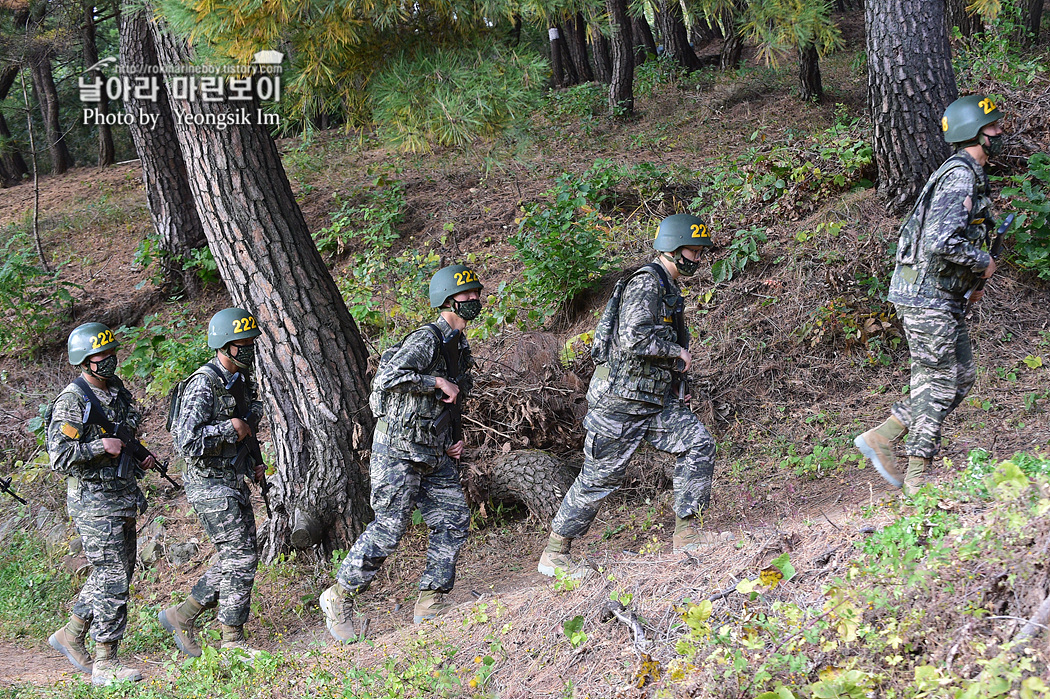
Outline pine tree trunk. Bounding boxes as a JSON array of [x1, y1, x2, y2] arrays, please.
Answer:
[[1025, 0, 1043, 43], [719, 28, 744, 70], [556, 23, 580, 85], [29, 55, 73, 174], [865, 0, 957, 213], [608, 0, 635, 117], [798, 43, 823, 102], [83, 2, 114, 167], [0, 65, 30, 186], [657, 0, 702, 71], [944, 0, 980, 38], [147, 16, 374, 558], [591, 33, 613, 84], [465, 451, 577, 522], [565, 14, 594, 83], [120, 2, 207, 294], [632, 15, 658, 65], [509, 13, 523, 46], [549, 26, 566, 87]]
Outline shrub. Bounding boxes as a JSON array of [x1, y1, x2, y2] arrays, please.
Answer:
[[0, 224, 77, 355], [117, 311, 213, 397], [1001, 152, 1050, 280], [315, 179, 405, 257]]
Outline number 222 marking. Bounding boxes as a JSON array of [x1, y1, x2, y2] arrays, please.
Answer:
[[232, 316, 257, 333], [454, 270, 478, 286], [89, 330, 114, 349]]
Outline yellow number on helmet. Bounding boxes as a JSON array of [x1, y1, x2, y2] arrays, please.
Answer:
[[941, 116, 949, 132], [691, 224, 708, 238], [978, 97, 996, 114]]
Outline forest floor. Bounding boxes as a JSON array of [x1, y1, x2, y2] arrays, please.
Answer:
[[2, 10, 1050, 698]]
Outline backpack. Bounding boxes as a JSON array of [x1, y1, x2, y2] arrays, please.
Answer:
[[165, 363, 224, 432], [375, 324, 444, 377], [591, 263, 676, 364]]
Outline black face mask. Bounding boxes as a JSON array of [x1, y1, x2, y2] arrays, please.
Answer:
[[452, 299, 482, 321], [980, 133, 1004, 157], [673, 251, 701, 277], [88, 354, 118, 379], [223, 344, 256, 370]]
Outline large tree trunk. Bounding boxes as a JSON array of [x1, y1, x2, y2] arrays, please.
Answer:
[[549, 25, 567, 87], [28, 55, 73, 174], [632, 15, 658, 65], [465, 451, 577, 522], [865, 0, 957, 212], [608, 0, 635, 116], [1024, 0, 1043, 43], [564, 14, 594, 83], [147, 14, 374, 558], [591, 32, 613, 84], [120, 2, 208, 294], [798, 43, 823, 102], [656, 0, 702, 71], [944, 0, 981, 38], [0, 65, 30, 186], [83, 2, 115, 167]]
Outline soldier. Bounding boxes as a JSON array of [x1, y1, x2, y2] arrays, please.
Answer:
[[159, 307, 265, 656], [320, 264, 481, 642], [47, 323, 147, 686], [537, 214, 721, 579], [855, 95, 1004, 495]]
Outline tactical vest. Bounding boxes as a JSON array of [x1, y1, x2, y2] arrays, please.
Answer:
[[599, 265, 683, 406], [58, 379, 136, 489], [889, 152, 993, 310], [369, 324, 471, 454], [182, 365, 246, 483]]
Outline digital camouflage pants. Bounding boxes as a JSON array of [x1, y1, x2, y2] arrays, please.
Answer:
[[891, 306, 976, 459], [188, 489, 258, 627], [551, 399, 716, 539], [71, 514, 136, 643], [336, 443, 469, 594]]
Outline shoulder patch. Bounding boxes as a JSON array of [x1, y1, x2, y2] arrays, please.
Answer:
[[61, 423, 80, 440]]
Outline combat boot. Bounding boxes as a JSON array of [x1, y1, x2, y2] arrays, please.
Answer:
[[91, 641, 143, 687], [903, 457, 931, 496], [673, 516, 734, 552], [320, 583, 367, 643], [537, 532, 593, 579], [855, 416, 907, 488], [158, 596, 204, 657], [413, 590, 453, 624], [48, 614, 92, 673], [219, 625, 262, 659]]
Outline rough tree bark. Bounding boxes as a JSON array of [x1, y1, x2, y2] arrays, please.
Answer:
[[549, 25, 568, 87], [865, 0, 957, 212], [632, 15, 658, 65], [465, 451, 577, 522], [798, 44, 823, 102], [147, 15, 374, 558], [83, 2, 114, 167], [944, 0, 981, 38], [1024, 0, 1043, 43], [656, 0, 702, 71], [591, 32, 613, 84], [564, 14, 594, 83], [0, 65, 30, 186], [28, 54, 73, 174], [120, 2, 208, 294], [608, 0, 635, 116]]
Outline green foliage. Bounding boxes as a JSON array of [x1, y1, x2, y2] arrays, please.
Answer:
[[544, 82, 606, 120], [562, 615, 587, 647], [0, 530, 76, 640], [953, 0, 1047, 86], [1002, 152, 1050, 280], [315, 179, 405, 256], [469, 280, 545, 341], [711, 227, 767, 283], [511, 172, 617, 315], [117, 311, 213, 397], [739, 0, 843, 66], [0, 224, 77, 356], [182, 246, 221, 286], [370, 44, 547, 152]]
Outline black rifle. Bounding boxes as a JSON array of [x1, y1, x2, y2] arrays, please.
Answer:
[[227, 372, 271, 518], [436, 329, 464, 448], [77, 378, 180, 489], [965, 213, 1015, 308], [0, 475, 27, 505]]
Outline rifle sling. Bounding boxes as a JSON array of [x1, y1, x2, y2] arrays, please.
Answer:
[[73, 376, 117, 434]]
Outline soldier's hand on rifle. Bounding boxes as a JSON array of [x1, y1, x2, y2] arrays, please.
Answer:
[[678, 347, 693, 372], [231, 418, 251, 442], [435, 377, 460, 404], [446, 440, 465, 460], [101, 437, 124, 456], [982, 258, 997, 279], [142, 454, 156, 471], [254, 462, 266, 483]]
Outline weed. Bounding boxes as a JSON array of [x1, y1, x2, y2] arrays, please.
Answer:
[[182, 247, 221, 286], [711, 227, 767, 283], [562, 614, 587, 648], [1001, 152, 1050, 280], [117, 310, 213, 398]]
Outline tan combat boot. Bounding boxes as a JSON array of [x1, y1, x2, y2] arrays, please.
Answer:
[[158, 597, 205, 657], [413, 590, 453, 624], [902, 457, 931, 496], [320, 583, 367, 643], [219, 624, 262, 659], [854, 415, 907, 488], [537, 532, 593, 579], [91, 641, 143, 686], [673, 516, 734, 552], [49, 614, 92, 674]]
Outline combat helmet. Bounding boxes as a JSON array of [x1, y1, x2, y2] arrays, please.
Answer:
[[208, 307, 261, 349], [68, 322, 119, 366], [654, 213, 713, 277], [429, 264, 484, 308], [942, 94, 1003, 145]]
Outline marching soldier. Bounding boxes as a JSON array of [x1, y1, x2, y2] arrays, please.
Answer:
[[856, 95, 1005, 495], [320, 264, 481, 642], [47, 323, 147, 686]]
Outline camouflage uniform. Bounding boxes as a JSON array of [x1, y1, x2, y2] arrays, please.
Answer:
[[551, 265, 716, 539], [171, 362, 263, 627], [47, 378, 142, 643], [887, 151, 994, 459], [335, 316, 472, 594]]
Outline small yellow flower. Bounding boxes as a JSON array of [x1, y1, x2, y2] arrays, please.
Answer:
[[469, 678, 479, 688], [473, 656, 482, 664]]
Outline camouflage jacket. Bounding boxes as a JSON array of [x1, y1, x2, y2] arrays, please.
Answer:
[[171, 361, 263, 490], [588, 262, 685, 413], [47, 376, 142, 517], [369, 315, 473, 458], [888, 151, 994, 313]]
